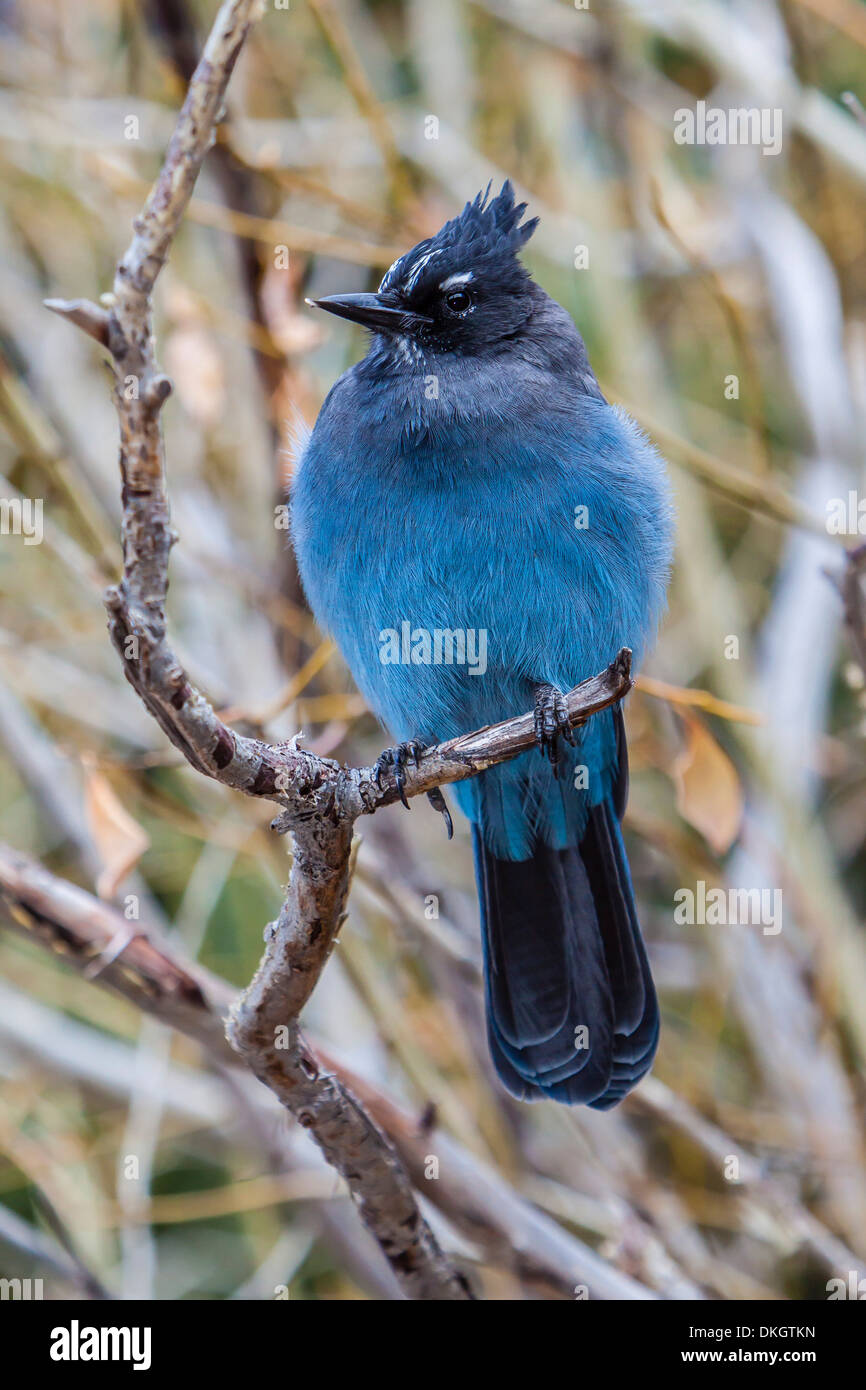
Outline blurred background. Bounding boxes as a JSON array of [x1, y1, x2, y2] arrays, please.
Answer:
[[0, 0, 865, 1301]]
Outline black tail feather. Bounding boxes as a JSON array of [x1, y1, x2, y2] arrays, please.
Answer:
[[472, 798, 658, 1108]]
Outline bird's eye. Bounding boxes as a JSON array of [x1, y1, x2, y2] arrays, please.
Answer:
[[444, 289, 472, 313]]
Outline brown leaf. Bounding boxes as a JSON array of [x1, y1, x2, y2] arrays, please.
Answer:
[[84, 767, 150, 900], [672, 711, 743, 855]]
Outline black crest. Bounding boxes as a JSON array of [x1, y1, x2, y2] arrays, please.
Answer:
[[379, 181, 539, 298]]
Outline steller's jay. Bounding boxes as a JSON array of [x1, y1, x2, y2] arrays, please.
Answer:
[[292, 183, 673, 1107]]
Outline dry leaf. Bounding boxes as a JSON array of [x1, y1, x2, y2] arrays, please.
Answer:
[[672, 711, 743, 855], [84, 767, 150, 899]]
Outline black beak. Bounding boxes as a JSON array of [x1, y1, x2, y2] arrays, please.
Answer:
[[305, 293, 431, 334]]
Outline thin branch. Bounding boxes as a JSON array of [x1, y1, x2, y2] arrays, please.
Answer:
[[827, 542, 866, 679], [0, 842, 660, 1299], [0, 841, 468, 1299], [629, 1079, 865, 1277], [0, 843, 228, 1048], [91, 158, 406, 269], [44, 298, 110, 347], [41, 0, 475, 1302], [323, 1051, 661, 1301], [306, 0, 407, 204], [0, 1202, 108, 1300], [351, 848, 864, 1283], [39, 0, 634, 1301]]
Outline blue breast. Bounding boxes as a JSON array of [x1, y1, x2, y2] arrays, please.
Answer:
[[291, 366, 672, 857]]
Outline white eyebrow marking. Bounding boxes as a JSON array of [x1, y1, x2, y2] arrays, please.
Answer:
[[439, 271, 473, 289], [404, 248, 442, 293], [378, 256, 404, 293]]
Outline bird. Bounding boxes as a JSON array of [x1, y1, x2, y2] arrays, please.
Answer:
[[291, 182, 673, 1107]]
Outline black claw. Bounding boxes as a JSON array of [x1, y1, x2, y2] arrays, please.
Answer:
[[373, 739, 429, 810], [427, 787, 453, 839], [394, 759, 409, 809]]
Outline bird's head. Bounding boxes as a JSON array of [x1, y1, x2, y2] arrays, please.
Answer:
[[307, 181, 540, 357]]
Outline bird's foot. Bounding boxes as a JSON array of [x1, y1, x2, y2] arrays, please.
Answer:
[[372, 739, 427, 809], [533, 683, 576, 773]]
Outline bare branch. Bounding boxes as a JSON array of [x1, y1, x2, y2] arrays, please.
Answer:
[[0, 843, 470, 1299], [41, 0, 476, 1300], [40, 0, 632, 1301], [356, 649, 632, 812], [0, 843, 661, 1299], [0, 843, 229, 1050], [630, 1079, 865, 1276], [43, 298, 110, 347], [0, 1203, 108, 1300], [827, 542, 866, 679]]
